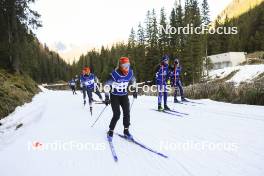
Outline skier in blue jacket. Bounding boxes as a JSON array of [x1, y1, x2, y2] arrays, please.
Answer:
[[155, 55, 171, 111], [80, 67, 103, 113], [170, 59, 187, 102], [104, 57, 137, 141], [68, 79, 77, 95]]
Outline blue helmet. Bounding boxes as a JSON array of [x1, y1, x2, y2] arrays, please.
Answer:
[[161, 55, 169, 63]]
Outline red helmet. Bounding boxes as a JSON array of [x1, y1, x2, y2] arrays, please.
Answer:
[[119, 57, 130, 75], [119, 57, 130, 65]]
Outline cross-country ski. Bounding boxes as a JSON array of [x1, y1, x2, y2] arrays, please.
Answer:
[[116, 133, 169, 159], [107, 136, 118, 162]]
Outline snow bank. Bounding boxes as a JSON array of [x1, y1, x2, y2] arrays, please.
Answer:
[[209, 64, 264, 84]]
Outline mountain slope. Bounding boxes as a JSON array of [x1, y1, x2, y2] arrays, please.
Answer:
[[218, 0, 264, 21]]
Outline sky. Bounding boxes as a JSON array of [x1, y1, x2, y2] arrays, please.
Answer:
[[31, 0, 232, 63]]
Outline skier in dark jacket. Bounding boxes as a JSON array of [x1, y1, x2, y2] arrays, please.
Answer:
[[155, 55, 171, 111], [170, 59, 187, 102], [68, 79, 77, 95], [104, 57, 137, 141]]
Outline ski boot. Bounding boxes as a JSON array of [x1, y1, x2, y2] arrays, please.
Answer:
[[181, 97, 188, 102], [107, 130, 114, 142], [158, 104, 163, 111], [174, 98, 179, 103], [164, 104, 171, 110], [124, 128, 133, 141]]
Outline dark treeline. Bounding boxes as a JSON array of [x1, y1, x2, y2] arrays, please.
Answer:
[[1, 0, 264, 85], [0, 0, 71, 83], [72, 0, 264, 85], [73, 0, 211, 85]]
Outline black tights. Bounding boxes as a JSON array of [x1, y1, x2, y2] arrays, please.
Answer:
[[83, 87, 102, 104], [109, 94, 130, 130]]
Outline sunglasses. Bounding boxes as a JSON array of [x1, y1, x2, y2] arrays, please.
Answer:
[[120, 63, 130, 69]]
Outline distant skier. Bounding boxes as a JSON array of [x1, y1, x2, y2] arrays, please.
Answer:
[[80, 67, 103, 114], [68, 78, 77, 95], [75, 75, 79, 82], [170, 58, 187, 103], [155, 55, 171, 111], [104, 57, 137, 141]]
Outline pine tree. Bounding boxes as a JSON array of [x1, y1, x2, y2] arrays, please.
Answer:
[[137, 22, 145, 46], [181, 0, 203, 84], [208, 16, 221, 55], [158, 7, 169, 55], [175, 2, 184, 59], [145, 9, 160, 82], [128, 28, 136, 48], [201, 0, 210, 77], [1, 0, 41, 73], [201, 0, 210, 26], [127, 28, 137, 77], [136, 22, 146, 81], [169, 8, 177, 54]]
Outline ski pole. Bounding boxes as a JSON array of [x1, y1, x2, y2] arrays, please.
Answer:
[[90, 105, 108, 127], [130, 98, 135, 111]]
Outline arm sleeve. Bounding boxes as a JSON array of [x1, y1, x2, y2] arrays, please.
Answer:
[[105, 74, 114, 86], [104, 74, 114, 96], [94, 76, 99, 83], [129, 76, 137, 90], [155, 65, 160, 79]]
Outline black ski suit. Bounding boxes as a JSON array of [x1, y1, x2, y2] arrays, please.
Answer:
[[105, 68, 136, 131]]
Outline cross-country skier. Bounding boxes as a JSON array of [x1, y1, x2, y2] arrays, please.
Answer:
[[68, 78, 77, 95], [155, 55, 171, 111], [80, 67, 103, 114], [104, 57, 137, 141], [170, 58, 187, 103]]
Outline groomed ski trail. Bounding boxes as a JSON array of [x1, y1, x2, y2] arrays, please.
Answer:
[[0, 89, 264, 176]]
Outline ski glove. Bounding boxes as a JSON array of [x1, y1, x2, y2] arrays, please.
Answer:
[[133, 91, 137, 99], [104, 95, 110, 106]]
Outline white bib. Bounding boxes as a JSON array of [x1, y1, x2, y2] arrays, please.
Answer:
[[112, 81, 129, 90], [84, 79, 95, 86]]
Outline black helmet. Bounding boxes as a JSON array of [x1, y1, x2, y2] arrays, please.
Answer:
[[174, 58, 179, 65]]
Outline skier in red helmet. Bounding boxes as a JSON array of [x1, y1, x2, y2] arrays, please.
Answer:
[[104, 57, 137, 141]]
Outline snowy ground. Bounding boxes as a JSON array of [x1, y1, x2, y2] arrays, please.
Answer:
[[0, 88, 264, 176], [209, 64, 264, 84]]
